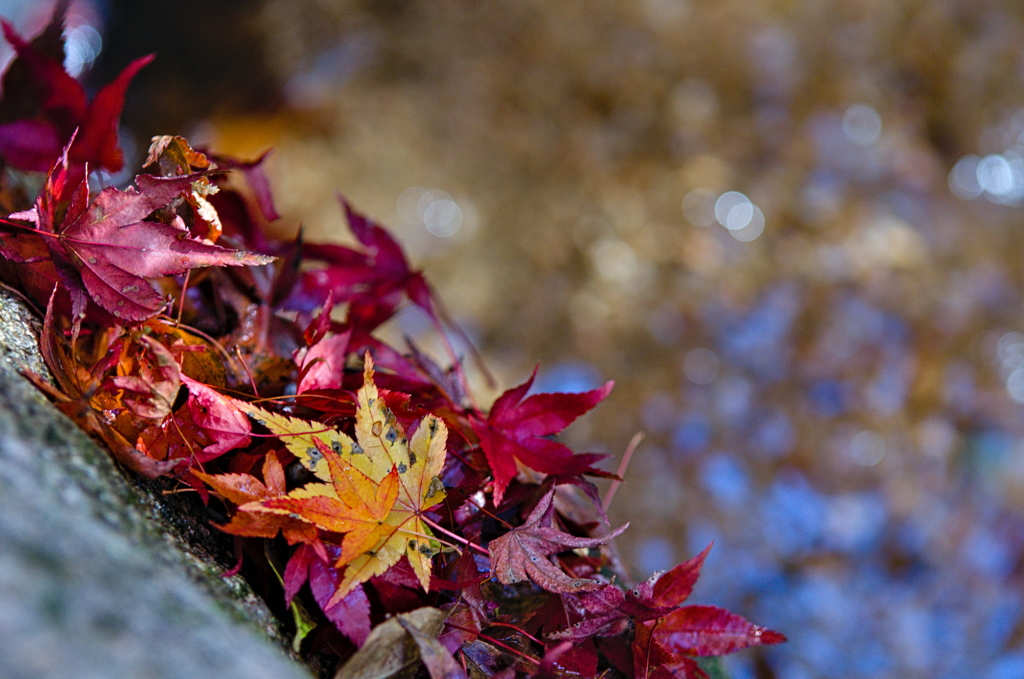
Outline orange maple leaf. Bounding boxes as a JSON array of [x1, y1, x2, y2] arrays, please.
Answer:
[[192, 450, 319, 546], [257, 437, 401, 571]]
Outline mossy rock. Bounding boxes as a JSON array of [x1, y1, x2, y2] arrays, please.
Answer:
[[0, 289, 313, 679]]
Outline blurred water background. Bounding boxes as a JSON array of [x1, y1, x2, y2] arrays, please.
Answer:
[[6, 0, 1024, 677]]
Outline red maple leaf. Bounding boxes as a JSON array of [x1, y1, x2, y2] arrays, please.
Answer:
[[282, 199, 426, 330], [2, 148, 274, 326], [489, 489, 627, 593], [0, 1, 149, 187], [647, 605, 787, 658], [550, 544, 711, 642], [281, 200, 484, 382], [179, 376, 252, 459], [135, 376, 252, 469], [551, 544, 785, 678], [284, 543, 372, 646], [470, 368, 613, 505]]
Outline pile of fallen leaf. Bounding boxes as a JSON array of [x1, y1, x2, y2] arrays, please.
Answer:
[[0, 5, 783, 678]]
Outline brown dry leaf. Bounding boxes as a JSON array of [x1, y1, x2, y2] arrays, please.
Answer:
[[334, 607, 465, 679]]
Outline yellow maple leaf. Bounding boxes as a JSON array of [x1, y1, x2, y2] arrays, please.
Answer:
[[240, 354, 448, 604], [235, 401, 347, 483]]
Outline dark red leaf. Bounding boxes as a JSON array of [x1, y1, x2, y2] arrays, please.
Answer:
[[283, 543, 316, 605], [0, 118, 61, 170], [0, 1, 71, 122], [282, 543, 372, 646], [15, 159, 276, 322], [633, 621, 707, 679], [68, 54, 153, 173], [596, 636, 633, 676], [280, 200, 456, 341], [650, 605, 787, 657], [310, 549, 372, 646], [0, 18, 85, 135], [471, 368, 613, 504], [541, 638, 598, 678], [0, 229, 49, 263], [0, 12, 147, 180], [552, 543, 723, 662], [208, 149, 281, 222], [652, 543, 712, 608], [301, 289, 334, 347], [437, 602, 480, 653], [489, 489, 627, 593]]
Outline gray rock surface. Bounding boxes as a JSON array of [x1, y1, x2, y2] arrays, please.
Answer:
[[0, 289, 312, 679]]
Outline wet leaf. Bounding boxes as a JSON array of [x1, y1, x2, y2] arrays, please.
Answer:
[[649, 605, 787, 657], [470, 368, 612, 505], [489, 489, 627, 593], [240, 355, 449, 602]]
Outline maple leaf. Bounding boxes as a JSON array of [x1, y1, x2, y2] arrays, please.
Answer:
[[281, 199, 425, 328], [206, 149, 281, 222], [550, 544, 712, 642], [550, 543, 784, 676], [283, 543, 372, 646], [647, 605, 787, 658], [279, 199, 486, 386], [470, 368, 613, 505], [135, 378, 252, 468], [489, 489, 627, 593], [343, 354, 449, 592], [238, 354, 449, 604], [192, 449, 319, 546], [0, 2, 150, 184], [633, 620, 706, 679], [180, 375, 252, 460], [24, 289, 177, 478], [108, 334, 181, 422], [6, 151, 275, 324], [258, 437, 403, 573]]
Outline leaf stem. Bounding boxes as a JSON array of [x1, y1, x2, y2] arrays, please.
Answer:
[[602, 431, 643, 513], [421, 515, 489, 556], [484, 621, 542, 646], [445, 623, 541, 667], [175, 270, 190, 326], [234, 346, 260, 398]]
